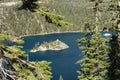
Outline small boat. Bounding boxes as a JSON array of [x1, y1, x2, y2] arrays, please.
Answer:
[[103, 33, 112, 37]]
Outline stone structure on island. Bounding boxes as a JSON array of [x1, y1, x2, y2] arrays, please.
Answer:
[[30, 39, 69, 52]]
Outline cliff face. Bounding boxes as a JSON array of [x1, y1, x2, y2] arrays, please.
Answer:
[[30, 39, 69, 52]]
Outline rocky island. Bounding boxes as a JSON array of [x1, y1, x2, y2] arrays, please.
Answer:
[[30, 39, 69, 52]]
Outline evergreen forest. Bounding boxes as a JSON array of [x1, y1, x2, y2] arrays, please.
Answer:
[[0, 0, 120, 80]]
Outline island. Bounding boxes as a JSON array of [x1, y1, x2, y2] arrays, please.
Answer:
[[30, 39, 69, 52]]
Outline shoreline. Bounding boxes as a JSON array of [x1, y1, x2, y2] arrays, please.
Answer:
[[18, 31, 81, 38]]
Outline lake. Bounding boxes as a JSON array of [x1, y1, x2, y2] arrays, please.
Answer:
[[21, 31, 113, 80], [21, 32, 84, 80]]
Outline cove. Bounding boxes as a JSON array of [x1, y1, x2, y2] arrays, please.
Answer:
[[21, 32, 84, 80]]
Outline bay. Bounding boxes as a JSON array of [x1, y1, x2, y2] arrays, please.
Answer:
[[21, 31, 113, 80], [21, 32, 84, 80]]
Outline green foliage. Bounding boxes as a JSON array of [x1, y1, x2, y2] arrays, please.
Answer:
[[0, 34, 9, 41], [89, 0, 104, 3], [107, 0, 120, 32], [77, 0, 111, 79], [77, 33, 110, 80], [5, 45, 26, 58], [36, 6, 71, 27], [0, 34, 52, 80], [107, 0, 120, 79], [20, 0, 71, 28], [0, 1, 72, 79], [1, 0, 76, 36], [108, 36, 120, 80], [1, 0, 112, 36], [19, 0, 39, 12], [15, 61, 52, 80]]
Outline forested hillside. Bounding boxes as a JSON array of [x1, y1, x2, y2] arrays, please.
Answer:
[[1, 0, 111, 36], [77, 0, 120, 80], [0, 0, 120, 80]]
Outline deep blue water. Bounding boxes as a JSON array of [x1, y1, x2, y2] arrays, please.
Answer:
[[21, 32, 113, 80], [21, 32, 84, 80]]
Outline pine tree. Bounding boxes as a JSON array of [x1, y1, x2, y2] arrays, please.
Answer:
[[20, 0, 39, 12], [0, 0, 54, 79], [20, 0, 71, 27], [0, 34, 52, 80], [77, 0, 110, 79], [107, 0, 120, 79], [0, 0, 72, 79]]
